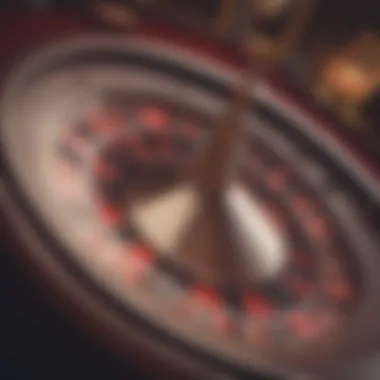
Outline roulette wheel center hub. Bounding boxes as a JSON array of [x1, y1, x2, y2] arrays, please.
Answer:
[[129, 85, 288, 286]]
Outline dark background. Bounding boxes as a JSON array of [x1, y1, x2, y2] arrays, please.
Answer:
[[0, 243, 148, 379], [0, 2, 150, 379]]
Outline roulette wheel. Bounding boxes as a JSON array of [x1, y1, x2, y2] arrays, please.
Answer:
[[0, 1, 379, 380]]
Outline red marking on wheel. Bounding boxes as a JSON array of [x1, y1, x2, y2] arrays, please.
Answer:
[[88, 109, 124, 135], [124, 256, 149, 284], [97, 204, 123, 226], [288, 312, 320, 338], [131, 244, 154, 263], [267, 170, 287, 191], [308, 217, 328, 238], [124, 244, 154, 284], [138, 107, 169, 131], [190, 287, 231, 334], [192, 287, 220, 307], [245, 294, 274, 317], [94, 161, 118, 180]]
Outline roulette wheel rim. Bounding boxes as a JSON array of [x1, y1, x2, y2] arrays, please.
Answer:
[[1, 35, 379, 380]]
